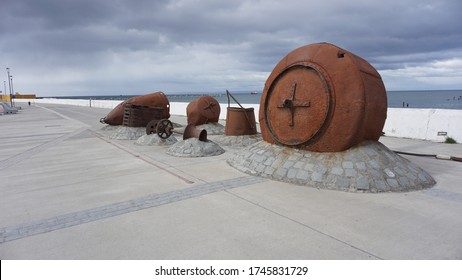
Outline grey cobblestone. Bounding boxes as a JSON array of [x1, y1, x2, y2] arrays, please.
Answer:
[[296, 170, 310, 180], [167, 138, 225, 157], [357, 177, 370, 190], [345, 169, 357, 177], [342, 161, 354, 169], [287, 169, 298, 179], [399, 177, 411, 187], [264, 157, 275, 166], [336, 177, 350, 189], [368, 160, 380, 169], [311, 172, 323, 182], [384, 168, 395, 178], [110, 127, 145, 140], [227, 141, 435, 193], [326, 174, 336, 185], [386, 178, 400, 188], [303, 163, 314, 171], [394, 166, 407, 176], [264, 166, 275, 175], [283, 161, 295, 169], [274, 168, 288, 178], [355, 162, 367, 170], [135, 134, 178, 146], [255, 164, 266, 173], [374, 180, 388, 191], [331, 167, 343, 175], [316, 165, 328, 175]]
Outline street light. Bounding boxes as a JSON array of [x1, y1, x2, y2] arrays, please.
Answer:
[[6, 67, 13, 107], [10, 75, 15, 107]]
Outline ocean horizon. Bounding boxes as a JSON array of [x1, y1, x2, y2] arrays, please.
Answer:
[[42, 89, 462, 110]]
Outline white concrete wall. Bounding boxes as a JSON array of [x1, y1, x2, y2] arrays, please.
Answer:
[[17, 98, 461, 143], [384, 108, 462, 142]]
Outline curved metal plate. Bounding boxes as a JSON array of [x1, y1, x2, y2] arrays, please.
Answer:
[[264, 65, 331, 146]]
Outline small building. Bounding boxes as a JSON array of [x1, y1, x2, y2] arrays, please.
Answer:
[[1, 95, 11, 102], [1, 93, 36, 102], [14, 93, 37, 99]]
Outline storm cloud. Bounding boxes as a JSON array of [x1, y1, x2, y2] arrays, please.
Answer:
[[1, 0, 461, 96]]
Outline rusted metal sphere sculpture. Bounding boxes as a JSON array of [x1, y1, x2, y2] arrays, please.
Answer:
[[186, 95, 221, 125], [259, 42, 387, 152]]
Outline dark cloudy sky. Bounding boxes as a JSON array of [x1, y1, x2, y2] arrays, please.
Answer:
[[1, 0, 461, 96]]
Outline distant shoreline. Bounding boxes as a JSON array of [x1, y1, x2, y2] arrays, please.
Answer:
[[36, 89, 462, 110]]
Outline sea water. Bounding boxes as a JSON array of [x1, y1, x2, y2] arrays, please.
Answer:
[[49, 90, 462, 110]]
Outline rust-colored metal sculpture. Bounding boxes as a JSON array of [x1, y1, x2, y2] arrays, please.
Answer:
[[259, 42, 387, 152], [147, 119, 207, 142], [183, 123, 207, 141], [100, 91, 170, 125], [225, 90, 257, 136], [122, 104, 163, 127], [186, 96, 221, 125]]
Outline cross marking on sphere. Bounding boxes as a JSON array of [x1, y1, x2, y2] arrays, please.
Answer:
[[277, 82, 311, 127]]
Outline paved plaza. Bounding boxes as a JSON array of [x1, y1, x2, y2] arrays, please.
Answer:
[[0, 102, 461, 259]]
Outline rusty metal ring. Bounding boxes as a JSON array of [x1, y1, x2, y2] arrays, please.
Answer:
[[264, 63, 333, 147], [156, 119, 174, 139]]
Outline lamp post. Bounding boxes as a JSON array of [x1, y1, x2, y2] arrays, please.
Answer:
[[6, 68, 13, 107], [10, 75, 15, 107]]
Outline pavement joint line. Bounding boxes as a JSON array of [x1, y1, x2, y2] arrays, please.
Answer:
[[0, 127, 89, 171], [0, 132, 67, 140], [224, 190, 384, 260], [0, 175, 267, 244], [90, 130, 196, 184], [36, 105, 91, 128]]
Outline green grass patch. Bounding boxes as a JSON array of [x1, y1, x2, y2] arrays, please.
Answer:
[[444, 136, 457, 144]]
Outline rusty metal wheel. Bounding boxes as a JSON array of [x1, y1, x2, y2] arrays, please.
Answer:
[[156, 119, 174, 139], [146, 119, 159, 135]]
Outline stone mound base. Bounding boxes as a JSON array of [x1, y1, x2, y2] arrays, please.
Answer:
[[110, 127, 146, 140], [135, 134, 178, 146], [228, 141, 436, 193], [209, 134, 262, 147], [100, 125, 119, 131], [167, 138, 225, 157]]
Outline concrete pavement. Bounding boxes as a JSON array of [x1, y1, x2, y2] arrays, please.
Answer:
[[0, 102, 461, 259]]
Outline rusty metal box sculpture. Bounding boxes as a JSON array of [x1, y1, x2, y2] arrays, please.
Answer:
[[259, 42, 387, 152], [122, 104, 163, 127]]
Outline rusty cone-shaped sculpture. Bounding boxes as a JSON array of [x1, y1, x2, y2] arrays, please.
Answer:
[[186, 96, 220, 125], [101, 91, 170, 125], [260, 42, 387, 152], [183, 124, 208, 142]]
